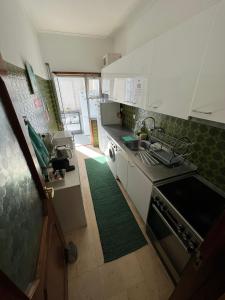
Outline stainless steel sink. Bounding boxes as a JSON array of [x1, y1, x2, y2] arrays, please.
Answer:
[[124, 140, 159, 166], [124, 140, 151, 151]]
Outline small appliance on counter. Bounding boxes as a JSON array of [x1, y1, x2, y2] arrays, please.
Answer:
[[52, 130, 74, 149], [41, 132, 75, 183], [146, 174, 225, 283], [55, 145, 73, 159]]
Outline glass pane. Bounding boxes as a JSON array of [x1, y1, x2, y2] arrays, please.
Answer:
[[57, 77, 84, 134], [89, 98, 98, 119], [88, 78, 100, 98]]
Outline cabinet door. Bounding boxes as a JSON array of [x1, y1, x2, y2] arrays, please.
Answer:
[[101, 41, 153, 108], [147, 5, 217, 119], [190, 1, 225, 124], [127, 161, 153, 223], [101, 75, 114, 100], [116, 150, 128, 189], [101, 76, 110, 95], [113, 77, 126, 103], [99, 126, 108, 154]]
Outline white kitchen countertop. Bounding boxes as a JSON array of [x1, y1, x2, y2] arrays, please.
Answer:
[[103, 124, 197, 183]]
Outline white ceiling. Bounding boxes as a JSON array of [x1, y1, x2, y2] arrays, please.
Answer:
[[19, 0, 143, 38]]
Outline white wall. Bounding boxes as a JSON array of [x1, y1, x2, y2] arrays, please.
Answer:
[[38, 32, 112, 72], [112, 0, 221, 55], [0, 0, 47, 78]]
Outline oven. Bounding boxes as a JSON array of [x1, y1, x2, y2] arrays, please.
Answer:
[[146, 174, 225, 284], [146, 186, 203, 283]]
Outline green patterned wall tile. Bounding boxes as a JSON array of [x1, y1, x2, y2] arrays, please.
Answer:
[[121, 104, 225, 191], [36, 76, 59, 131], [5, 62, 59, 132]]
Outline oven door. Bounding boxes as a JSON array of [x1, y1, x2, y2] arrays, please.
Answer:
[[147, 201, 191, 283]]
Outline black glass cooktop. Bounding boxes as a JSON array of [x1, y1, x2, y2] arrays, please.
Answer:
[[158, 176, 225, 238]]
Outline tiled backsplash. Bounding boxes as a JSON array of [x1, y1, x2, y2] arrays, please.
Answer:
[[2, 62, 59, 133], [36, 75, 60, 132], [121, 104, 225, 191]]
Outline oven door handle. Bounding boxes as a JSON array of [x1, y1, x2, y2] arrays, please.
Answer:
[[152, 204, 190, 254]]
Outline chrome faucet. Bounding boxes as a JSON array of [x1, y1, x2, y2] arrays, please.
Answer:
[[141, 116, 156, 130]]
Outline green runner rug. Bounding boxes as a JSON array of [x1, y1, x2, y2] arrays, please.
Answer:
[[85, 156, 147, 262]]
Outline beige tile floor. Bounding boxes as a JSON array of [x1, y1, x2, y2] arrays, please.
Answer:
[[66, 145, 174, 300]]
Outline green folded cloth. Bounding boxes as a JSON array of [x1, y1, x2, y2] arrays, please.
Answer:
[[121, 135, 137, 142]]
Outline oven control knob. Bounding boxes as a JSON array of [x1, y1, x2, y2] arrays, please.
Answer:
[[177, 224, 184, 233], [187, 241, 197, 253], [160, 203, 166, 211], [185, 232, 191, 240], [182, 232, 188, 241], [154, 197, 160, 206]]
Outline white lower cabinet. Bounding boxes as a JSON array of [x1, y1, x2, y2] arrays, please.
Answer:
[[98, 126, 108, 154], [116, 149, 128, 189], [127, 160, 153, 223]]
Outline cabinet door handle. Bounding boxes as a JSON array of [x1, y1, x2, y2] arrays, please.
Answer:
[[192, 109, 212, 115], [149, 103, 160, 109]]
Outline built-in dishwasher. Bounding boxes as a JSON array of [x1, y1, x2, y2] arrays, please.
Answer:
[[146, 175, 225, 283]]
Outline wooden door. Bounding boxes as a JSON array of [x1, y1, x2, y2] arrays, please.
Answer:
[[170, 210, 225, 300], [0, 73, 68, 299]]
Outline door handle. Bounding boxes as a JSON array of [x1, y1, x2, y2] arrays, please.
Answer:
[[44, 187, 55, 199]]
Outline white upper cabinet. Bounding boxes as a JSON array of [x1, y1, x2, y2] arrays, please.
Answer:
[[146, 5, 217, 119], [113, 77, 126, 102], [190, 1, 225, 124], [101, 74, 114, 100], [101, 40, 153, 108]]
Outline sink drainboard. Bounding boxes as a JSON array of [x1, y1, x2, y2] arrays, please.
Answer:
[[136, 151, 159, 166]]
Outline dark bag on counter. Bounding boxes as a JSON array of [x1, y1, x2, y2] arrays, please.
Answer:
[[51, 157, 75, 172]]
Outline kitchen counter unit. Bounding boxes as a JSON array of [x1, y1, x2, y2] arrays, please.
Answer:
[[103, 125, 197, 183], [47, 150, 86, 233]]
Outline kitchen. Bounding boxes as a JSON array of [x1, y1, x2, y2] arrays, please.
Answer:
[[0, 0, 225, 300]]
